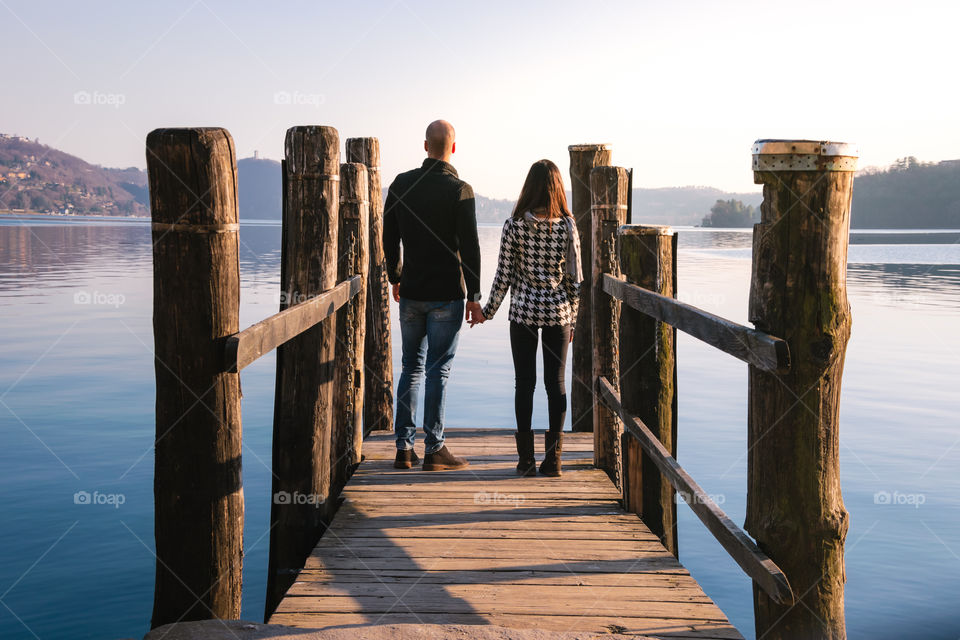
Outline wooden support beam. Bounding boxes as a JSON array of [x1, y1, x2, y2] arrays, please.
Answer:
[[746, 139, 856, 640], [618, 224, 678, 557], [223, 276, 361, 372], [568, 143, 612, 432], [602, 274, 790, 374], [266, 125, 340, 618], [597, 376, 794, 606], [147, 127, 243, 626], [590, 165, 628, 485], [331, 162, 369, 495], [346, 137, 393, 434]]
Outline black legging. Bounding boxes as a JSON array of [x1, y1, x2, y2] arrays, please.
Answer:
[[510, 322, 571, 433]]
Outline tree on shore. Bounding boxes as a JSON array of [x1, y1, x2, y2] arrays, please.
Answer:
[[701, 198, 756, 227]]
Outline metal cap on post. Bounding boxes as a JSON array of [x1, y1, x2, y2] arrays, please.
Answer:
[[751, 139, 858, 174]]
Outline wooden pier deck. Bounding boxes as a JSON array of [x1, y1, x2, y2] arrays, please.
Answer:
[[269, 429, 742, 639]]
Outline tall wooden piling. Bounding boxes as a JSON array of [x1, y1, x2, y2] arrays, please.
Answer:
[[346, 137, 393, 433], [569, 144, 612, 432], [618, 225, 678, 556], [589, 165, 628, 483], [147, 127, 243, 626], [266, 126, 340, 617], [331, 162, 369, 493], [746, 140, 856, 640]]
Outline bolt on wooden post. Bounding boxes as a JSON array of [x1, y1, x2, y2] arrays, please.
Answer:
[[147, 127, 243, 626], [331, 162, 368, 494], [266, 125, 340, 617], [568, 143, 612, 432], [346, 137, 393, 434], [746, 140, 856, 640], [618, 224, 678, 557], [590, 165, 629, 483]]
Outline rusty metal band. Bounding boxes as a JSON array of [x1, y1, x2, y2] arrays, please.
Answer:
[[287, 173, 340, 181], [151, 222, 239, 233]]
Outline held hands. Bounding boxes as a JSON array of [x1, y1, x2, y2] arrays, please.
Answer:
[[466, 301, 486, 327]]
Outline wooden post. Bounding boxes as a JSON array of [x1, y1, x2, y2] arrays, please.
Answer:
[[568, 143, 612, 432], [589, 165, 628, 483], [331, 162, 368, 493], [746, 140, 856, 640], [345, 137, 393, 434], [265, 126, 340, 617], [618, 225, 678, 557], [147, 127, 242, 626]]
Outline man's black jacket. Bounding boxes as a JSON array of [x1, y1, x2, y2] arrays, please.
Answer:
[[383, 158, 480, 302]]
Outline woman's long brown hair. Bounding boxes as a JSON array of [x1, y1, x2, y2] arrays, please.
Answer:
[[511, 159, 571, 220]]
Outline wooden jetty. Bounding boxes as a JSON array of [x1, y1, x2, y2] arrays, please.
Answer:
[[147, 128, 857, 640], [270, 429, 741, 638]]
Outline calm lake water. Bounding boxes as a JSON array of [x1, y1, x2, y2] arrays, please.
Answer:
[[0, 216, 958, 639]]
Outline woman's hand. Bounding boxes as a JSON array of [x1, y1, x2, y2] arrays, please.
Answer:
[[468, 308, 486, 327], [569, 326, 575, 343]]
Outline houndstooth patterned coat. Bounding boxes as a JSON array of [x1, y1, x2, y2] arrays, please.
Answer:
[[482, 216, 581, 326]]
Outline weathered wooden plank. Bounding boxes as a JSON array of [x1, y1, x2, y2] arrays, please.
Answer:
[[223, 276, 361, 372], [302, 555, 688, 574], [295, 568, 695, 586], [597, 376, 793, 605], [269, 612, 743, 638], [602, 273, 790, 374]]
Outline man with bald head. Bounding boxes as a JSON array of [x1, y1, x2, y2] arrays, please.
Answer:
[[383, 119, 481, 471]]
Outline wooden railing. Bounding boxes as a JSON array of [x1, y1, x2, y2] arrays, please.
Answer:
[[147, 126, 388, 628], [579, 140, 857, 640]]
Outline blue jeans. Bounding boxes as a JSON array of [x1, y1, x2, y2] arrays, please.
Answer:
[[395, 298, 464, 454]]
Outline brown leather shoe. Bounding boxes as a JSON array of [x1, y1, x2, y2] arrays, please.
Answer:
[[422, 445, 469, 471], [394, 448, 421, 469]]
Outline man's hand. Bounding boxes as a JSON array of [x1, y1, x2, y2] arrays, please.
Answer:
[[392, 283, 400, 303], [465, 301, 484, 327]]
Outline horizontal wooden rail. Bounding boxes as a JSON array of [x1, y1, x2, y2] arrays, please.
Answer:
[[597, 376, 794, 605], [223, 275, 362, 373], [602, 273, 790, 374]]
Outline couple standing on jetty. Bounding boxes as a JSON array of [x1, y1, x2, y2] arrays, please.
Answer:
[[384, 119, 582, 478]]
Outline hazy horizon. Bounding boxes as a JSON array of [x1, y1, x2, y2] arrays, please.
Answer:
[[2, 0, 958, 199]]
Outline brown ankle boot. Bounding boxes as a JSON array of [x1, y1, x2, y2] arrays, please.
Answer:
[[422, 445, 469, 471], [515, 431, 536, 477], [540, 431, 563, 477], [394, 448, 421, 469]]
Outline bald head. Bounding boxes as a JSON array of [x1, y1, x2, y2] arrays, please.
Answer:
[[424, 120, 456, 160]]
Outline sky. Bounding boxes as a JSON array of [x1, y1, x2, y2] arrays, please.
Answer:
[[1, 0, 958, 199]]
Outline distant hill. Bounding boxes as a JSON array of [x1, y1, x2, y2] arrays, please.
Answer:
[[237, 157, 282, 220], [0, 134, 148, 216], [852, 158, 960, 228]]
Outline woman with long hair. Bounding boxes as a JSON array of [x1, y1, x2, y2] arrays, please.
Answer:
[[477, 159, 582, 477]]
